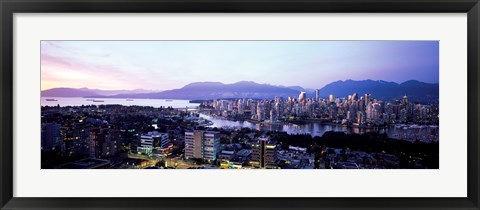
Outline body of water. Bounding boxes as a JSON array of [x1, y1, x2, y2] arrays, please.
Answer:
[[41, 97, 200, 108], [41, 97, 438, 142], [199, 113, 439, 142]]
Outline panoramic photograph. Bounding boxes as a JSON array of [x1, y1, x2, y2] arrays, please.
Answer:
[[41, 41, 439, 169]]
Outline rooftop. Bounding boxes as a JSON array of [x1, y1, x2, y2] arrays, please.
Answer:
[[57, 158, 110, 169]]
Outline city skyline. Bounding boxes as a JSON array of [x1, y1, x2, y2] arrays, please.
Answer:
[[41, 40, 439, 170], [42, 92, 439, 169], [41, 41, 439, 91]]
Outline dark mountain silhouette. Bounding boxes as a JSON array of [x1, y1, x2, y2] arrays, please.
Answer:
[[110, 81, 301, 100], [318, 79, 438, 103], [41, 88, 101, 97], [41, 80, 438, 103], [286, 86, 305, 92], [78, 88, 157, 96]]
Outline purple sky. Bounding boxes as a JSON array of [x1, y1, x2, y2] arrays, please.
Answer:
[[41, 41, 439, 91]]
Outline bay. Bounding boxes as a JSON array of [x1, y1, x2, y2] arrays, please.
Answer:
[[41, 97, 438, 142], [41, 97, 200, 108], [199, 113, 439, 143]]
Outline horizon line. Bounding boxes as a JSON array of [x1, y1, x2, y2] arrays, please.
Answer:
[[41, 79, 439, 91]]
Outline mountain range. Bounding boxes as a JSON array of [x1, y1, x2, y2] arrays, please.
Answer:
[[317, 79, 438, 103], [41, 80, 439, 103]]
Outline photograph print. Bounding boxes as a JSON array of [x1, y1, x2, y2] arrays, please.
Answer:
[[41, 41, 439, 169]]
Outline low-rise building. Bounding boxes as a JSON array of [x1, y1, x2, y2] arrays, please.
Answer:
[[137, 131, 170, 156], [218, 150, 235, 162]]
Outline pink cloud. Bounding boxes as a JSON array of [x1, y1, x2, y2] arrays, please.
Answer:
[[41, 51, 155, 90]]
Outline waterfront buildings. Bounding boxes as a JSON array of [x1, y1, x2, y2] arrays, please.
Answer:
[[329, 94, 335, 102], [40, 88, 439, 169], [365, 93, 371, 107], [298, 92, 306, 101], [201, 92, 438, 127]]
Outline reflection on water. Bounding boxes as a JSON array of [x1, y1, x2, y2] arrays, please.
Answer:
[[199, 113, 439, 142], [41, 97, 438, 143]]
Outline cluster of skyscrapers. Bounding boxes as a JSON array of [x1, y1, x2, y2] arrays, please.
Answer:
[[41, 88, 439, 169], [204, 91, 439, 126]]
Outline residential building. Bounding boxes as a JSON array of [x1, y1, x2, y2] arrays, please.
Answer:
[[251, 136, 277, 168], [41, 123, 61, 151], [185, 130, 220, 161], [137, 131, 170, 156]]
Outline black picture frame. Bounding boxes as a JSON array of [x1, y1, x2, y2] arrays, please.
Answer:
[[1, 0, 479, 209]]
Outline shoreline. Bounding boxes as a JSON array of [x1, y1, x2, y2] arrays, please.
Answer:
[[199, 112, 439, 131]]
